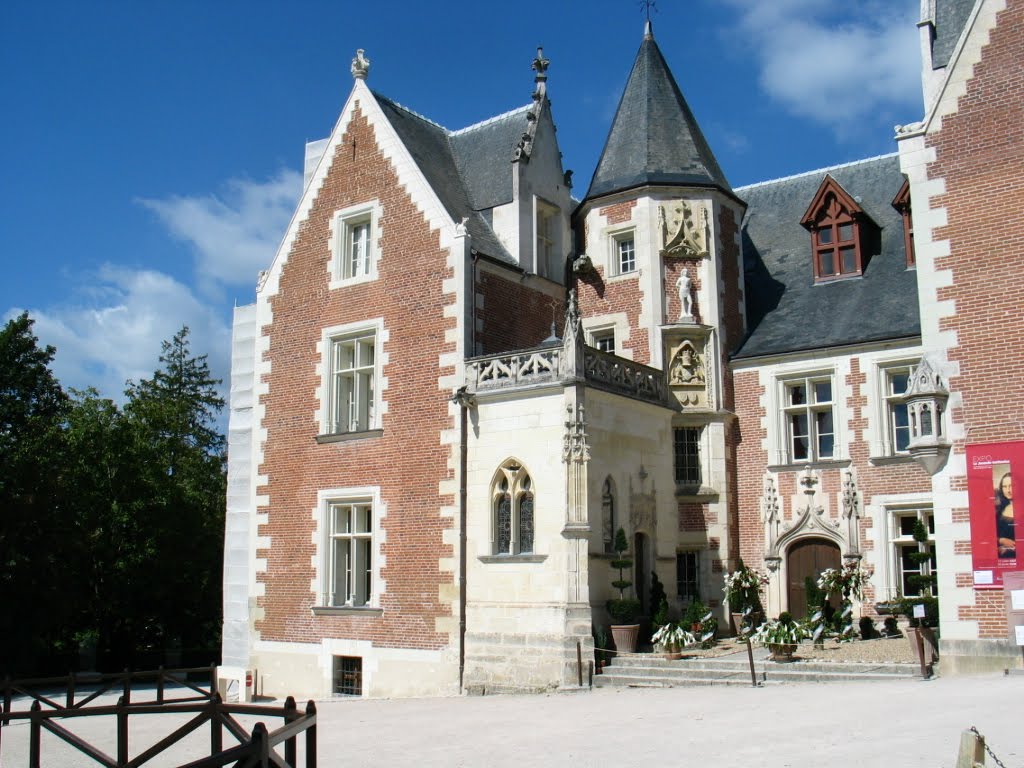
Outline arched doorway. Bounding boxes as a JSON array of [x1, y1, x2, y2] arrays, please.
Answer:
[[786, 537, 840, 617]]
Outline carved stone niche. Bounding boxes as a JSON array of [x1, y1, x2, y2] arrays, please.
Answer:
[[662, 325, 714, 410], [658, 200, 708, 259]]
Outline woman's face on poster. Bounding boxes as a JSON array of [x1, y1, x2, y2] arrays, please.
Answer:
[[1001, 474, 1013, 501]]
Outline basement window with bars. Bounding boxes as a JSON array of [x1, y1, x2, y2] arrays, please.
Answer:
[[333, 656, 362, 696]]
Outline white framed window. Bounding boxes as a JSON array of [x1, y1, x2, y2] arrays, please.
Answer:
[[782, 375, 835, 462], [316, 486, 383, 610], [615, 233, 636, 274], [890, 506, 936, 598], [590, 328, 616, 354], [883, 364, 913, 454], [319, 319, 384, 437], [329, 201, 381, 287], [492, 460, 535, 555], [534, 198, 560, 278]]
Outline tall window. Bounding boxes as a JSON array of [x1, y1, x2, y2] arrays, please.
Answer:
[[676, 551, 700, 603], [801, 176, 865, 281], [328, 501, 373, 607], [535, 199, 558, 277], [614, 233, 636, 274], [884, 365, 913, 454], [330, 333, 375, 433], [892, 179, 915, 267], [331, 202, 379, 284], [783, 376, 835, 462], [602, 477, 616, 554], [674, 427, 702, 488], [892, 507, 936, 597], [493, 460, 535, 555]]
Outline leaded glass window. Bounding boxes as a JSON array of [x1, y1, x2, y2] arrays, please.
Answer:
[[491, 460, 536, 556]]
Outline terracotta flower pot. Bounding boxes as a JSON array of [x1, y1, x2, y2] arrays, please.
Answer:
[[768, 642, 797, 662], [610, 624, 640, 654]]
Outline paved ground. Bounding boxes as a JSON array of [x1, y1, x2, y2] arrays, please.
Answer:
[[2, 673, 1022, 767]]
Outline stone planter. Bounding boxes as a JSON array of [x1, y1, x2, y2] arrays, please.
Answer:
[[663, 644, 683, 660], [768, 643, 798, 662], [610, 624, 640, 654]]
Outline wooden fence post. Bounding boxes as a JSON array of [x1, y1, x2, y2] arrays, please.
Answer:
[[67, 671, 75, 708], [157, 666, 164, 704], [283, 696, 297, 767], [209, 663, 217, 700], [956, 729, 985, 768], [29, 700, 41, 768], [116, 695, 128, 767], [251, 722, 270, 768], [210, 693, 222, 757], [305, 700, 317, 768], [122, 668, 131, 706]]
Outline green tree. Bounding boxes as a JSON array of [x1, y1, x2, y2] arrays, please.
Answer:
[[124, 327, 226, 657], [0, 313, 72, 673]]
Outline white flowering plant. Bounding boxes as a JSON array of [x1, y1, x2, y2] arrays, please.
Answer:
[[651, 623, 696, 651], [752, 618, 808, 647], [723, 563, 768, 612], [817, 563, 868, 600]]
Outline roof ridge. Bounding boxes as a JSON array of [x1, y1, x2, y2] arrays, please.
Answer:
[[735, 152, 899, 191], [372, 92, 449, 132], [450, 103, 532, 136]]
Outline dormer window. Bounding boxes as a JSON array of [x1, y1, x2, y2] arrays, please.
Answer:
[[801, 175, 866, 282], [892, 179, 915, 267]]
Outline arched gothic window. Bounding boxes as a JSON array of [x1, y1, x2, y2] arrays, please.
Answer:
[[601, 477, 616, 554], [492, 460, 535, 555]]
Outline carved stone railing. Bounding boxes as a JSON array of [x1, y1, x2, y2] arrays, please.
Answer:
[[468, 347, 563, 392], [582, 347, 669, 405], [466, 343, 668, 407]]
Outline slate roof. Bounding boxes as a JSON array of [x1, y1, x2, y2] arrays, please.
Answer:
[[733, 154, 920, 359], [585, 23, 731, 202], [933, 0, 976, 69], [375, 95, 534, 265]]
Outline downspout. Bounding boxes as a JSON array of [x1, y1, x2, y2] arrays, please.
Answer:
[[451, 386, 475, 692]]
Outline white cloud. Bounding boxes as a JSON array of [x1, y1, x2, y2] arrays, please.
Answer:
[[723, 1, 920, 134], [138, 168, 302, 292], [8, 266, 232, 403]]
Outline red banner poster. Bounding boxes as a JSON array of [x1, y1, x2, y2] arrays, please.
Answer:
[[967, 442, 1021, 588]]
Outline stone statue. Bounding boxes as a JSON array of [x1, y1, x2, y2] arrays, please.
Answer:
[[676, 268, 693, 321]]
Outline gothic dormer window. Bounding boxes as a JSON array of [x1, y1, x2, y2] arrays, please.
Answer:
[[892, 179, 915, 267], [801, 175, 866, 281]]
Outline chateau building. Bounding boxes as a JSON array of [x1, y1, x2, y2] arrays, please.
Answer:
[[220, 0, 1023, 698]]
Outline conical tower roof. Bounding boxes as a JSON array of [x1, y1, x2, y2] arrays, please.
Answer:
[[585, 22, 731, 202]]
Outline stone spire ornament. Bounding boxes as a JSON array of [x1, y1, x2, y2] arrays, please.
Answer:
[[351, 49, 370, 80]]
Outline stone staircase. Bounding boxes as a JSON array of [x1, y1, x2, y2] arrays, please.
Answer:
[[594, 648, 922, 687]]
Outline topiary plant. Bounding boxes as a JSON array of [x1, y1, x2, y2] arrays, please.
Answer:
[[607, 528, 640, 624]]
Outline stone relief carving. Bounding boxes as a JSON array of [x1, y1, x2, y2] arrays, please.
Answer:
[[667, 337, 707, 408], [562, 404, 590, 464], [840, 469, 862, 558], [659, 200, 708, 258]]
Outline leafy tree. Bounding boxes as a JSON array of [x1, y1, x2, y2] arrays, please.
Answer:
[[123, 327, 226, 656], [0, 313, 71, 672]]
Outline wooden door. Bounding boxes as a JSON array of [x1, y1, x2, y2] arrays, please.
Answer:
[[786, 538, 841, 618]]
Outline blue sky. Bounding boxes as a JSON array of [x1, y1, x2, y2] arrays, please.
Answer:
[[1, 0, 922, 403]]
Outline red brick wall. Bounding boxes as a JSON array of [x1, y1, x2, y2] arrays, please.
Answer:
[[476, 267, 564, 355], [924, 2, 1023, 638], [575, 266, 650, 364], [255, 104, 455, 650]]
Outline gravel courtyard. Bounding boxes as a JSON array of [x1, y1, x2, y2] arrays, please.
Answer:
[[2, 673, 1021, 767]]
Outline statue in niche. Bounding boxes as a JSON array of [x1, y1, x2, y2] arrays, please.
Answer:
[[669, 341, 704, 385], [675, 268, 694, 321], [659, 200, 707, 258]]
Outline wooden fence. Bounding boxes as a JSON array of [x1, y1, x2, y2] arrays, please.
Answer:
[[0, 668, 316, 767]]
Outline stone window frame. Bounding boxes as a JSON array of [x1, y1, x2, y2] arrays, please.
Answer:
[[312, 485, 385, 614], [490, 459, 536, 557], [328, 200, 383, 290], [606, 226, 638, 277], [601, 475, 617, 554], [774, 370, 839, 465], [886, 504, 936, 600], [675, 550, 701, 605], [589, 326, 616, 354], [867, 356, 919, 461], [316, 318, 386, 440], [534, 196, 561, 279], [673, 426, 703, 490]]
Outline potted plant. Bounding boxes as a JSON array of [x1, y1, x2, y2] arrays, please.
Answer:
[[817, 562, 867, 643], [606, 528, 641, 653], [752, 612, 808, 662], [682, 599, 719, 649], [651, 623, 695, 659], [723, 562, 767, 635]]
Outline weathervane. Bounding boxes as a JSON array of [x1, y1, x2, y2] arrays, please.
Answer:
[[639, 0, 657, 21]]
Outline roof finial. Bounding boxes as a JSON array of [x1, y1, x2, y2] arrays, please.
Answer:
[[639, 0, 656, 37], [351, 49, 370, 80], [532, 46, 550, 95]]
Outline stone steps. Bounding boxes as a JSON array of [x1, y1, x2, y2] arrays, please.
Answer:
[[594, 651, 921, 688]]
